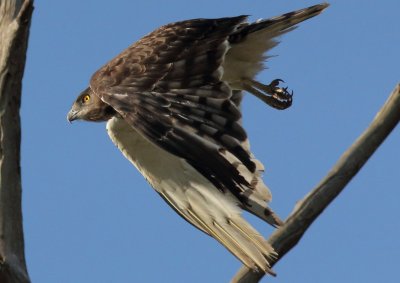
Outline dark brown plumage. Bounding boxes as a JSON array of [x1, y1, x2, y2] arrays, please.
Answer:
[[68, 3, 329, 275]]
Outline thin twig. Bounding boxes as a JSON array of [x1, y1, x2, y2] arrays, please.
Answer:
[[231, 84, 400, 283]]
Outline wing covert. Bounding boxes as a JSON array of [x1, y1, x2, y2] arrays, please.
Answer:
[[90, 16, 261, 204]]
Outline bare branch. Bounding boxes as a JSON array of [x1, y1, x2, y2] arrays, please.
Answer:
[[232, 84, 400, 283], [0, 0, 34, 282]]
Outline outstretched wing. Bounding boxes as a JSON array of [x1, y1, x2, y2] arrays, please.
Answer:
[[86, 4, 329, 273], [90, 16, 278, 220]]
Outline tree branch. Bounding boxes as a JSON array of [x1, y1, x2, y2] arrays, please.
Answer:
[[231, 84, 400, 283], [0, 0, 34, 282]]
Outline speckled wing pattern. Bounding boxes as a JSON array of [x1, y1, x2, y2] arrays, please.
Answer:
[[90, 16, 274, 216], [89, 3, 328, 273]]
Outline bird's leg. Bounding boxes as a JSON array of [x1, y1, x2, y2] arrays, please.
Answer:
[[241, 78, 293, 110]]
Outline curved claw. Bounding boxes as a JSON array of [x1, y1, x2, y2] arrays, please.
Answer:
[[270, 79, 285, 88], [241, 78, 294, 110]]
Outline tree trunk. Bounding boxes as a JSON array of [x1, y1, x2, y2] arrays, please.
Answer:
[[0, 0, 33, 282]]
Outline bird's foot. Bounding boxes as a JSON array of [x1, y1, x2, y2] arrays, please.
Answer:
[[242, 78, 293, 110], [267, 79, 293, 109]]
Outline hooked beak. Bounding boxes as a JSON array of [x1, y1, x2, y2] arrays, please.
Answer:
[[67, 109, 79, 123]]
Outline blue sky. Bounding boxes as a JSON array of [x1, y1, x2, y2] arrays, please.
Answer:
[[22, 1, 399, 282]]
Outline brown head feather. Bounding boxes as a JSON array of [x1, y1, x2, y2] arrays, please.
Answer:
[[67, 87, 116, 122]]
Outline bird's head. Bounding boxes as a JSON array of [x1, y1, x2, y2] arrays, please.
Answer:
[[67, 87, 116, 122]]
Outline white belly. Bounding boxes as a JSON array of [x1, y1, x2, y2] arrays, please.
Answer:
[[106, 117, 240, 217]]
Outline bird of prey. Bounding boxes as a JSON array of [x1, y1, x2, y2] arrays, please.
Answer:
[[68, 3, 328, 275]]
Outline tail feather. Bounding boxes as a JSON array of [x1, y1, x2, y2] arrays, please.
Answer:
[[182, 186, 277, 274], [223, 3, 329, 85], [212, 220, 262, 269], [229, 3, 329, 43], [215, 216, 277, 275]]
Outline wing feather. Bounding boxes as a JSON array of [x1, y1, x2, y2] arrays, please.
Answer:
[[89, 5, 329, 273], [91, 16, 269, 203], [92, 15, 286, 226], [89, 6, 329, 227]]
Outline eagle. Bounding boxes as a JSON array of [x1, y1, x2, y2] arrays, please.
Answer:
[[67, 3, 328, 276]]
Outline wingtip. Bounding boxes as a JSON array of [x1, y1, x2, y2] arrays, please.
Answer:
[[316, 2, 330, 12], [302, 3, 330, 16]]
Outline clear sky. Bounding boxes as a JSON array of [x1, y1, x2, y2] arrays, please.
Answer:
[[22, 1, 399, 282]]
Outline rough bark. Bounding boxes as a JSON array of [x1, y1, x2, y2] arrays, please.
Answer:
[[231, 84, 400, 282], [0, 0, 33, 282]]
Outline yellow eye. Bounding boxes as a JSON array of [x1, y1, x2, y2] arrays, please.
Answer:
[[82, 95, 90, 103]]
